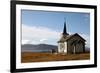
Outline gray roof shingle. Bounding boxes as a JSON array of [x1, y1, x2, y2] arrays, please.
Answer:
[[58, 33, 85, 43]]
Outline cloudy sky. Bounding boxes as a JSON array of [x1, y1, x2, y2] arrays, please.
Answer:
[[21, 10, 90, 47]]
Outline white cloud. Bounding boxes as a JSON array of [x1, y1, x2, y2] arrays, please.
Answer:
[[40, 38, 47, 42], [22, 40, 30, 45], [22, 24, 90, 47], [22, 40, 40, 45], [22, 24, 60, 45]]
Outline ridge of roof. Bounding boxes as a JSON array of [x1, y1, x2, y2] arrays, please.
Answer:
[[58, 33, 86, 43]]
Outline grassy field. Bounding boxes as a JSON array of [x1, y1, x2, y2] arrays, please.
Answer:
[[21, 52, 90, 63]]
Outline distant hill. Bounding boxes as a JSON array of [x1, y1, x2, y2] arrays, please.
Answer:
[[21, 44, 58, 52], [85, 47, 90, 52], [21, 44, 90, 53]]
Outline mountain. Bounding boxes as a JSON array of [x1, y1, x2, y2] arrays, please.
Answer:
[[21, 44, 58, 52], [85, 47, 90, 52], [21, 44, 90, 53]]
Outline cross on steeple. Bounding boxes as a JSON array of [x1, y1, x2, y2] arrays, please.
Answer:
[[63, 18, 69, 35]]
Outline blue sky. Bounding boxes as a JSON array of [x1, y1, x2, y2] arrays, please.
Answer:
[[21, 10, 90, 47]]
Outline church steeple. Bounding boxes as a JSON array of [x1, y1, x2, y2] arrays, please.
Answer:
[[63, 18, 69, 35]]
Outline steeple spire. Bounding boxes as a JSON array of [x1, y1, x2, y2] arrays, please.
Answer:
[[63, 18, 69, 35]]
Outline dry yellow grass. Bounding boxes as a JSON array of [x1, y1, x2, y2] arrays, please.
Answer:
[[21, 52, 90, 63]]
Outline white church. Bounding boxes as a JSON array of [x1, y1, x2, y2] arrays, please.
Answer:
[[57, 20, 86, 54]]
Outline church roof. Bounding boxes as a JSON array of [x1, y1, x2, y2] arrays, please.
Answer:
[[58, 33, 86, 43]]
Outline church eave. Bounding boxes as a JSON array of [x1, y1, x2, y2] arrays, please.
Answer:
[[67, 33, 86, 41], [57, 33, 86, 43]]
